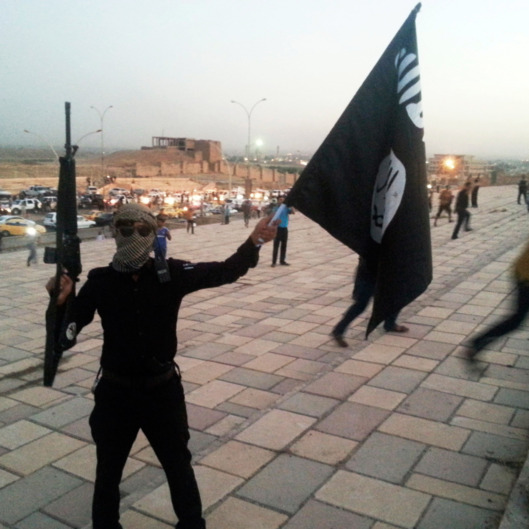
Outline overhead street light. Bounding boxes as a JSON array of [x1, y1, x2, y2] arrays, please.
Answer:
[[230, 98, 267, 159], [90, 105, 113, 178], [23, 129, 60, 161]]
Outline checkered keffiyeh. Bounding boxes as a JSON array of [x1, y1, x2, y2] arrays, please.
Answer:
[[111, 204, 157, 273]]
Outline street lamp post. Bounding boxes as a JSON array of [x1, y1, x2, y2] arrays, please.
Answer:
[[230, 98, 266, 198], [90, 105, 113, 181], [23, 130, 60, 162], [230, 98, 266, 159]]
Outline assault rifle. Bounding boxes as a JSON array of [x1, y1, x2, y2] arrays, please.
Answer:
[[43, 102, 82, 386]]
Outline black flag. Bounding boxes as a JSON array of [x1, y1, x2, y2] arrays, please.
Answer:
[[286, 3, 432, 335]]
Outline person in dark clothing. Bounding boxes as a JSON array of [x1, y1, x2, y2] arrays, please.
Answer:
[[451, 182, 473, 240], [518, 177, 527, 205], [471, 178, 480, 208], [433, 186, 453, 226], [331, 257, 408, 347], [47, 204, 278, 529]]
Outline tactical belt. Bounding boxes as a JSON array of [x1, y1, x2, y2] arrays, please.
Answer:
[[101, 367, 176, 389]]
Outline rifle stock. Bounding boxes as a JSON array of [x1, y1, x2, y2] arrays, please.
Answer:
[[43, 102, 82, 386]]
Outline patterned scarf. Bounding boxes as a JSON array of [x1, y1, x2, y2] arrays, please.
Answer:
[[111, 204, 157, 273]]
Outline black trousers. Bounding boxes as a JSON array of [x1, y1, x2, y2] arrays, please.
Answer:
[[472, 281, 529, 351], [272, 226, 288, 264], [452, 210, 471, 238], [90, 375, 205, 529]]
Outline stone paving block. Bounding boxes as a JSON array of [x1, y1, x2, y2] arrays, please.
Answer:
[[236, 409, 316, 450], [0, 419, 51, 449], [199, 440, 275, 478], [0, 467, 18, 488], [272, 343, 328, 360], [290, 430, 357, 465], [512, 408, 529, 429], [495, 387, 529, 410], [120, 509, 173, 528], [349, 385, 407, 410], [213, 351, 255, 366], [451, 416, 528, 441], [368, 366, 428, 394], [280, 499, 373, 529], [316, 470, 431, 528], [423, 373, 498, 401], [352, 343, 405, 364], [415, 446, 488, 486], [185, 380, 244, 408], [229, 387, 280, 409], [30, 396, 94, 428], [346, 432, 425, 484], [462, 431, 529, 462], [0, 467, 82, 525], [53, 443, 144, 482], [278, 392, 339, 418], [205, 414, 244, 436], [404, 339, 456, 360], [457, 399, 515, 425], [335, 358, 384, 378], [408, 473, 506, 511], [182, 360, 234, 384], [134, 466, 243, 523], [304, 372, 365, 400], [243, 352, 296, 373], [481, 462, 517, 494], [15, 512, 73, 529], [0, 431, 86, 475], [237, 453, 334, 514], [43, 481, 93, 528], [219, 367, 284, 390], [379, 413, 470, 450], [0, 402, 38, 425], [186, 403, 227, 430], [397, 387, 463, 421], [207, 496, 287, 529], [8, 386, 68, 407], [316, 402, 390, 441], [417, 497, 501, 529], [392, 354, 438, 372]]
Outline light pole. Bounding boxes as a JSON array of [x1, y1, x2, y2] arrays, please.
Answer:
[[23, 129, 60, 162], [230, 98, 266, 159], [231, 98, 266, 198], [90, 105, 113, 180]]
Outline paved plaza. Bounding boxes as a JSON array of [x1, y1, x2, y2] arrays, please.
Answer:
[[1, 185, 529, 529]]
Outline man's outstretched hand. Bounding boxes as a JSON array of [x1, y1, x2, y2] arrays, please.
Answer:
[[250, 215, 279, 246]]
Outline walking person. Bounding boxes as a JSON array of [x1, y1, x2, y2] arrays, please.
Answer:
[[471, 177, 480, 208], [241, 198, 252, 228], [518, 177, 527, 205], [26, 233, 38, 266], [433, 185, 453, 226], [46, 203, 278, 529], [154, 213, 172, 259], [451, 181, 473, 240], [183, 207, 195, 234], [223, 201, 231, 225], [331, 257, 408, 347], [271, 195, 294, 267], [467, 238, 529, 359]]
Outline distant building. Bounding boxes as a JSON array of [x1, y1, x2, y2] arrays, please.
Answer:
[[427, 154, 493, 185], [143, 137, 222, 164]]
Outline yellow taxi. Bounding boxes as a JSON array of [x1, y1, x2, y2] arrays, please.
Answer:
[[0, 217, 46, 237]]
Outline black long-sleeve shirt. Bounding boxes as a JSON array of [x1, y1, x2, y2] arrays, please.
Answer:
[[66, 238, 259, 376]]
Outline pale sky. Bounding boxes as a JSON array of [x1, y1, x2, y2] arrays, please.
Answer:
[[2, 0, 528, 159]]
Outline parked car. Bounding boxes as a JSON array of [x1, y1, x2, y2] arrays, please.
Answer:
[[8, 198, 42, 215], [43, 212, 96, 230], [0, 218, 46, 237]]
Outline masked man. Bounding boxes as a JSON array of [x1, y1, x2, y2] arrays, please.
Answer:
[[48, 203, 277, 529]]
